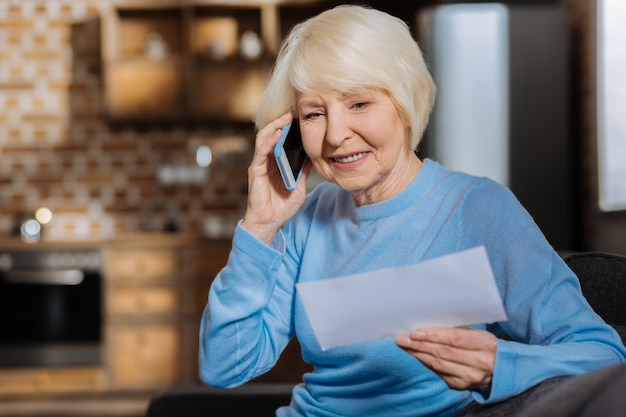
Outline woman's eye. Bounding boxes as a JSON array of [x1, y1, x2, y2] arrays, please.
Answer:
[[353, 102, 368, 109], [305, 112, 322, 120]]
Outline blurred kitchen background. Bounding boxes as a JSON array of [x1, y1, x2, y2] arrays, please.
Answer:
[[0, 0, 624, 415], [0, 0, 624, 253]]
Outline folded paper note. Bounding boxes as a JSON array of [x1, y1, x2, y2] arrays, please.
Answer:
[[296, 246, 508, 351]]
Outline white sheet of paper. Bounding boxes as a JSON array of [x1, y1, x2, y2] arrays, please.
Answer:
[[296, 246, 508, 351]]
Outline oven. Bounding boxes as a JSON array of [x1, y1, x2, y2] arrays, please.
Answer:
[[0, 248, 102, 367]]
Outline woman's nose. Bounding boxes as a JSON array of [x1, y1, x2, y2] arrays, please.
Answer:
[[324, 111, 350, 147]]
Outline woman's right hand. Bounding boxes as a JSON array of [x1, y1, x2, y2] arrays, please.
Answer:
[[241, 113, 312, 245]]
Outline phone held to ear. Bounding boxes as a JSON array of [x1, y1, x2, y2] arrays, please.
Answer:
[[274, 120, 307, 191]]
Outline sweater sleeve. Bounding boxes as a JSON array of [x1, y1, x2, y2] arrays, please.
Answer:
[[198, 222, 299, 388], [461, 180, 626, 404]]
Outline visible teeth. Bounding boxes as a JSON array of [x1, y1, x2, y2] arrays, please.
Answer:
[[334, 153, 365, 163]]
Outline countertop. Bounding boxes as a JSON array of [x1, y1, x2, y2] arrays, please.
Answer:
[[0, 233, 231, 250]]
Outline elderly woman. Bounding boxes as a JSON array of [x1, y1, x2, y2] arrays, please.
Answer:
[[199, 5, 626, 417]]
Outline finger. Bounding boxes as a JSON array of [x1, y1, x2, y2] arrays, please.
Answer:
[[417, 354, 492, 390], [410, 339, 494, 368], [255, 113, 293, 153], [410, 327, 496, 352], [249, 113, 293, 176]]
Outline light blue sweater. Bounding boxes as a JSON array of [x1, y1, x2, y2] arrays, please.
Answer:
[[199, 159, 625, 417]]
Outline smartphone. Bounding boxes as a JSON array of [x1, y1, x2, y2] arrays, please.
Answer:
[[274, 120, 307, 191]]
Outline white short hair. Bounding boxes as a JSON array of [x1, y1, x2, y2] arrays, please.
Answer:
[[254, 5, 436, 150]]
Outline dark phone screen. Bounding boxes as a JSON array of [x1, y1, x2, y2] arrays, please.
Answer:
[[284, 121, 307, 178]]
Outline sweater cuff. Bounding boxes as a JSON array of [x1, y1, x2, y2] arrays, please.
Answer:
[[234, 220, 285, 257], [471, 339, 519, 404]]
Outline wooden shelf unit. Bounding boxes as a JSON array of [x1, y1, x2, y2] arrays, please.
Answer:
[[100, 1, 318, 123], [103, 237, 232, 390]]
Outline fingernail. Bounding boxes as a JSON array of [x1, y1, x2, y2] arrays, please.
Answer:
[[412, 331, 426, 339], [396, 336, 411, 346]]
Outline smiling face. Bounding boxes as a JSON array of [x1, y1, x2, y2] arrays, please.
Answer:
[[297, 88, 422, 206]]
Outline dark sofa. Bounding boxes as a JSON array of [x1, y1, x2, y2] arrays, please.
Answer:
[[563, 252, 626, 341], [145, 251, 626, 417]]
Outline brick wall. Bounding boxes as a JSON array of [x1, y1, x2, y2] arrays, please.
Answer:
[[0, 0, 250, 240]]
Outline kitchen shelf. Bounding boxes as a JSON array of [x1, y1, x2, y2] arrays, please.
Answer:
[[114, 7, 185, 59], [190, 58, 273, 120], [100, 1, 315, 123], [104, 59, 186, 121]]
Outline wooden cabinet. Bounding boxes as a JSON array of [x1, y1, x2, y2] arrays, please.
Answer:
[[105, 60, 186, 120], [108, 286, 179, 316], [103, 236, 232, 389], [106, 247, 180, 282], [107, 324, 181, 387], [101, 4, 187, 121], [100, 1, 334, 123], [101, 1, 288, 123], [188, 5, 276, 121]]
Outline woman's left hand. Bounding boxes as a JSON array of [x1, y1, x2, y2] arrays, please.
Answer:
[[395, 326, 497, 392]]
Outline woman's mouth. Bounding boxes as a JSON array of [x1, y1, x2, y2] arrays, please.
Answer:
[[331, 152, 366, 163]]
